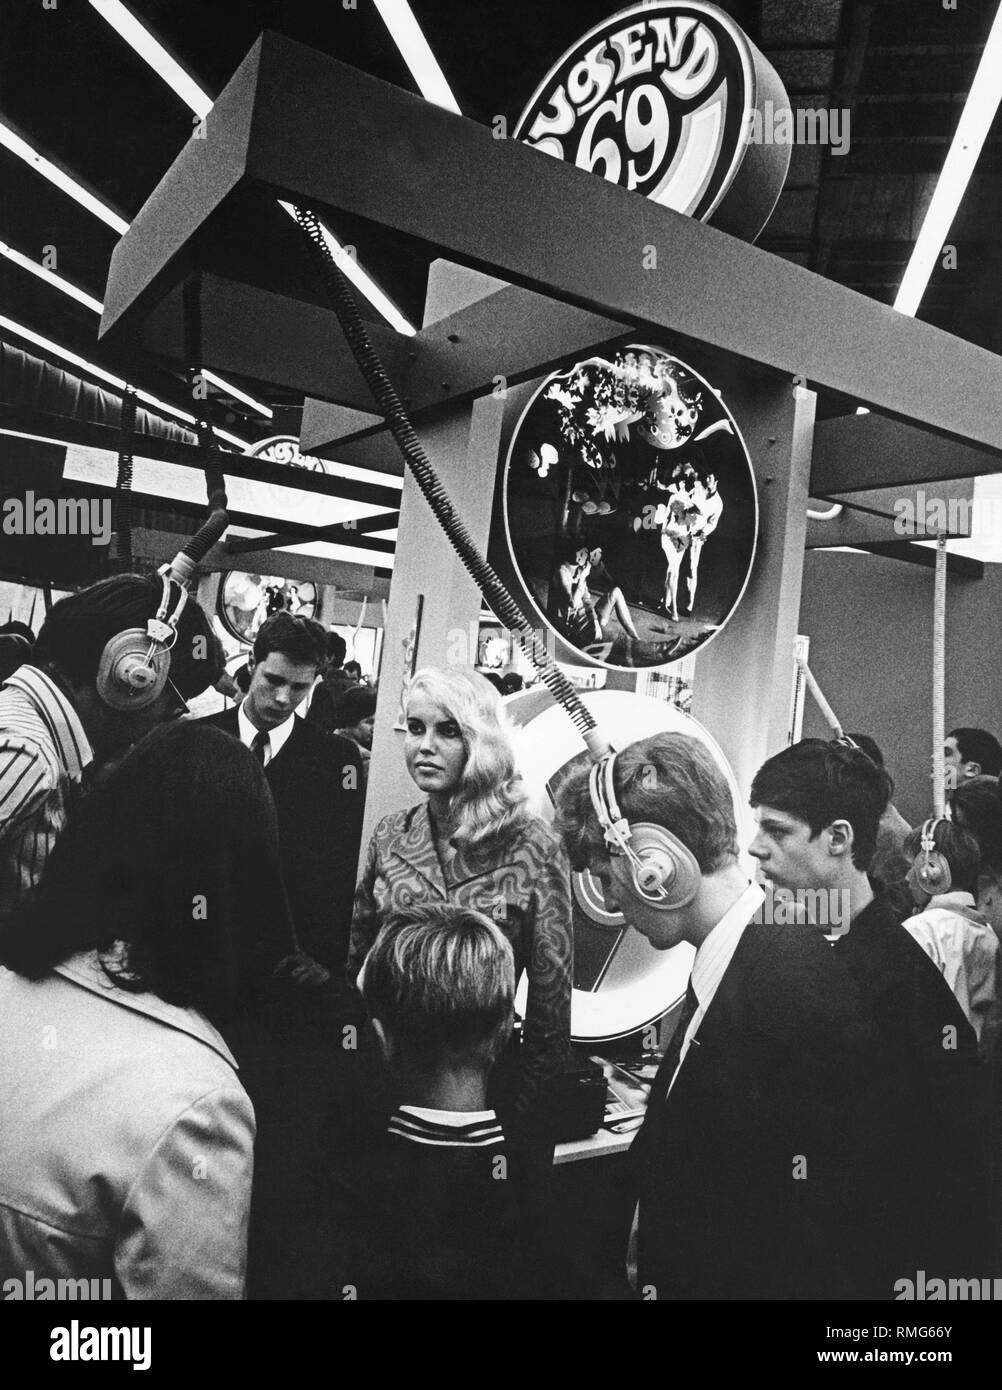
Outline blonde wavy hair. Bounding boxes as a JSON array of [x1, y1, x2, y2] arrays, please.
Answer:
[[404, 666, 532, 852]]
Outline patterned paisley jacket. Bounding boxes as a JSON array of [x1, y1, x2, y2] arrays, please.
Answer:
[[348, 802, 573, 1141]]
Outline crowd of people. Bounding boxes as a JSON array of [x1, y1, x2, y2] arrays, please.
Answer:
[[1, 565, 1002, 1300]]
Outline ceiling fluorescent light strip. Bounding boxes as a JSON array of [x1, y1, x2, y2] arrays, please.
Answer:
[[0, 312, 247, 448], [88, 2, 415, 335], [88, 0, 213, 118], [0, 122, 129, 235], [0, 238, 273, 420], [200, 368, 273, 419], [277, 202, 415, 336], [0, 240, 104, 313], [372, 0, 462, 113], [895, 3, 1002, 317]]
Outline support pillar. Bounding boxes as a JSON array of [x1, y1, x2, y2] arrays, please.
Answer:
[[691, 378, 815, 800], [361, 266, 507, 849]]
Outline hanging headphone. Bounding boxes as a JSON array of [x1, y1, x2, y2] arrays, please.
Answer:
[[95, 571, 189, 712], [588, 751, 701, 909], [92, 504, 231, 713], [913, 816, 953, 896]]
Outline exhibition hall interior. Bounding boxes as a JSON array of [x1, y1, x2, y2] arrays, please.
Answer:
[[3, 0, 1002, 1326]]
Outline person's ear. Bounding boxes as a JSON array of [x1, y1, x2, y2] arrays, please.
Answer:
[[827, 819, 855, 858], [966, 761, 982, 778], [370, 1016, 393, 1063]]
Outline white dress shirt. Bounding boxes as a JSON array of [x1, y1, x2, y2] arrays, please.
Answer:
[[236, 703, 296, 767], [666, 879, 766, 1096]]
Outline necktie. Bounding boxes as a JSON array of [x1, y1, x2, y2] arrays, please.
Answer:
[[654, 976, 700, 1103], [250, 730, 269, 766]]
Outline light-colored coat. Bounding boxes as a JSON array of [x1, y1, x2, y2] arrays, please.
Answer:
[[0, 951, 255, 1299]]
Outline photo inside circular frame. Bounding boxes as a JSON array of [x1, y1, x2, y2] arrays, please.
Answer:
[[502, 344, 758, 670]]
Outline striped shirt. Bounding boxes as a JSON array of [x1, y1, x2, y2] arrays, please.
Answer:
[[388, 1105, 506, 1149], [0, 665, 93, 913]]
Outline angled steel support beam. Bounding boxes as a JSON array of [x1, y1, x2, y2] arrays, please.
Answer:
[[806, 479, 976, 548], [102, 31, 1002, 462], [302, 287, 631, 453], [227, 508, 398, 555], [76, 480, 394, 558], [855, 542, 984, 579], [142, 275, 409, 411], [811, 412, 1002, 494], [0, 406, 401, 508]]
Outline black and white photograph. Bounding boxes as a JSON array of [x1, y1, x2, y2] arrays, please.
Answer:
[[501, 343, 757, 667], [2, 0, 1002, 1359]]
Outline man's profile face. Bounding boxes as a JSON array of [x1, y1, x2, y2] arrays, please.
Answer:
[[748, 805, 835, 893], [592, 853, 690, 951], [244, 652, 317, 730], [942, 736, 972, 790]]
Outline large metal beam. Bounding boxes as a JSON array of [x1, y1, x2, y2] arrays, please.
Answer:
[[0, 406, 402, 508], [856, 542, 984, 579], [226, 508, 398, 556], [69, 480, 395, 558], [302, 287, 632, 453], [805, 479, 975, 548], [143, 275, 409, 411], [811, 412, 1002, 493], [102, 31, 1002, 463]]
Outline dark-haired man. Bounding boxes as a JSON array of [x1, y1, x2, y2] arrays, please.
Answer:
[[202, 612, 363, 981], [945, 727, 1002, 789], [750, 739, 988, 1288], [0, 575, 219, 911], [553, 732, 873, 1300]]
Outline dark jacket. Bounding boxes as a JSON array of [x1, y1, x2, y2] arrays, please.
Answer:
[[832, 891, 990, 1290], [634, 919, 874, 1301], [201, 709, 364, 974], [305, 1108, 523, 1300]]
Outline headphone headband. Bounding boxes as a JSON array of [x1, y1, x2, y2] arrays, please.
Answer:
[[914, 815, 952, 895], [588, 750, 700, 908]]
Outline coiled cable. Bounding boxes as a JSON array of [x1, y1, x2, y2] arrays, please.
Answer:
[[292, 204, 605, 753]]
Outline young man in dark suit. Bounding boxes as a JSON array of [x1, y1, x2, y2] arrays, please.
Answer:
[[750, 739, 989, 1293], [554, 732, 873, 1300], [201, 612, 363, 982], [201, 612, 366, 1298]]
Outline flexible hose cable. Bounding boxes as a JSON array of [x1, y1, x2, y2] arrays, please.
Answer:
[[292, 204, 605, 752], [932, 533, 947, 818], [111, 385, 137, 569]]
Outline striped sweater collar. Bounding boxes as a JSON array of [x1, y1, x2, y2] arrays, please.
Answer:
[[388, 1105, 505, 1148], [2, 665, 93, 778]]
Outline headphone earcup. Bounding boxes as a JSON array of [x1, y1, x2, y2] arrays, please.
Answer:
[[95, 628, 171, 712], [915, 851, 952, 896], [628, 822, 701, 909]]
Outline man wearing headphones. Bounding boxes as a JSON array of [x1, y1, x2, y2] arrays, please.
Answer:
[[0, 574, 219, 913], [750, 739, 988, 1290], [554, 731, 872, 1300]]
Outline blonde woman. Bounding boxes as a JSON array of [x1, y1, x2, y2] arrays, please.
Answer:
[[348, 667, 573, 1148]]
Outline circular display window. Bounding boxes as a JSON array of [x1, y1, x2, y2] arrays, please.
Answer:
[[218, 573, 318, 644], [502, 344, 757, 671]]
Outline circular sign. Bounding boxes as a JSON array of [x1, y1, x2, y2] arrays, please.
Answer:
[[218, 572, 318, 644], [501, 344, 757, 671], [245, 435, 329, 472], [513, 1, 791, 242]]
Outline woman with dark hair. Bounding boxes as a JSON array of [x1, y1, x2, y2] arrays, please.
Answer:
[[0, 721, 296, 1299]]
